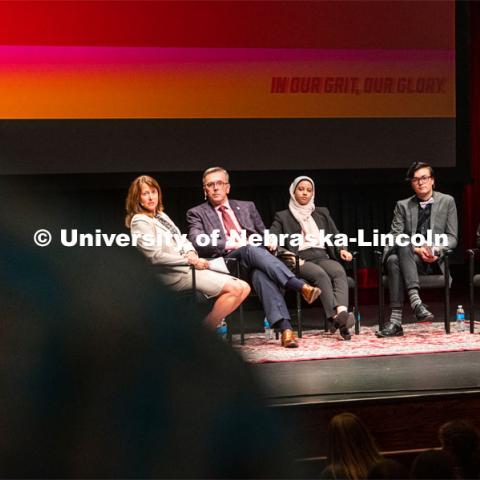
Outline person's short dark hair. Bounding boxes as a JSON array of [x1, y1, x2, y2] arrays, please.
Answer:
[[410, 450, 455, 479], [440, 419, 480, 454], [439, 419, 480, 479], [368, 458, 408, 479], [405, 162, 435, 181]]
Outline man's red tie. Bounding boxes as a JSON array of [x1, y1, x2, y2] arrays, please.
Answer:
[[218, 205, 239, 236]]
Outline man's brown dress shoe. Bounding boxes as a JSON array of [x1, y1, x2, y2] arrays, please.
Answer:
[[301, 284, 321, 304], [281, 329, 298, 348]]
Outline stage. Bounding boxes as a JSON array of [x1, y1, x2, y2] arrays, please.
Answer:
[[252, 350, 480, 476], [255, 351, 480, 406], [235, 296, 480, 475]]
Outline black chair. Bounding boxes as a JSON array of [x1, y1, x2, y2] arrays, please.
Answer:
[[375, 249, 453, 333], [224, 257, 247, 344], [153, 263, 241, 339], [154, 263, 209, 308], [467, 249, 480, 333]]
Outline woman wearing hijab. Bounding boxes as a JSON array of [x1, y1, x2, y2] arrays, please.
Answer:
[[270, 176, 354, 340]]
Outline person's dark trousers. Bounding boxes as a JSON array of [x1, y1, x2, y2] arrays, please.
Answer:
[[298, 249, 348, 318], [227, 245, 294, 330], [386, 245, 440, 308]]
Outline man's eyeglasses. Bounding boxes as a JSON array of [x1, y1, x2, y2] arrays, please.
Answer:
[[204, 180, 228, 189], [411, 175, 432, 185]]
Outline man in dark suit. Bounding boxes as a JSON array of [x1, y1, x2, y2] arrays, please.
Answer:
[[377, 162, 458, 337], [186, 167, 321, 348]]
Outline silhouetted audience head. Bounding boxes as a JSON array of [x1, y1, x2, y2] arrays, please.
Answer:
[[322, 412, 382, 480], [368, 458, 408, 479], [410, 450, 455, 479], [439, 419, 480, 479]]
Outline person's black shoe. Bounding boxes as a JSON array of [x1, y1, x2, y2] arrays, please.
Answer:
[[413, 303, 434, 322], [339, 326, 352, 341], [335, 310, 354, 327], [329, 312, 355, 335], [327, 318, 338, 334], [375, 322, 404, 338]]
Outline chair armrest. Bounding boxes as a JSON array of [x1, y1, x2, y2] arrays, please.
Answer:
[[467, 248, 480, 259], [152, 262, 193, 268], [225, 256, 242, 278], [467, 249, 480, 282], [151, 263, 197, 292], [276, 251, 300, 272], [339, 250, 358, 274], [374, 249, 384, 272]]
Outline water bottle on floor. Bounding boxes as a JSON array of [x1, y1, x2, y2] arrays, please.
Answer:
[[216, 319, 228, 341], [264, 318, 273, 341], [456, 305, 465, 333]]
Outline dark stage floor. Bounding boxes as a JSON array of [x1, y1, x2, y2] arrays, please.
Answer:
[[253, 351, 480, 406]]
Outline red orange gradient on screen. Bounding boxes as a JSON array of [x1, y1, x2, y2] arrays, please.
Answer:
[[0, 1, 455, 119]]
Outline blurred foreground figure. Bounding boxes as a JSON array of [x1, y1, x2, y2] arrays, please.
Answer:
[[0, 196, 291, 478]]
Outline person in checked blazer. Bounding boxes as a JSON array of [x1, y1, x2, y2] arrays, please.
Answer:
[[377, 162, 458, 337]]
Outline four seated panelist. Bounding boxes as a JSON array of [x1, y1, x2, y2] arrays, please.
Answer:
[[125, 169, 459, 343], [125, 175, 250, 330]]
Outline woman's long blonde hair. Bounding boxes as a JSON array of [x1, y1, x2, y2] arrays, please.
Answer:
[[125, 175, 164, 228], [326, 413, 382, 479]]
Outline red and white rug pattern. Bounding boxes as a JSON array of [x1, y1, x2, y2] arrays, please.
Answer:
[[233, 322, 480, 364]]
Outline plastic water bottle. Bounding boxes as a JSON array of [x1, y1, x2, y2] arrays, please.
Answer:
[[216, 319, 228, 341], [456, 305, 465, 333], [264, 318, 273, 341]]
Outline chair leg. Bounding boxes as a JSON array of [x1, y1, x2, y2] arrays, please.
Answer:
[[232, 260, 245, 344], [294, 254, 303, 338], [296, 292, 303, 338], [353, 255, 360, 334], [238, 302, 245, 345], [376, 252, 385, 329], [469, 250, 475, 334], [444, 255, 450, 334]]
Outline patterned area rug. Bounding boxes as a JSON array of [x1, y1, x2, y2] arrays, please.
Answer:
[[234, 322, 480, 364]]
